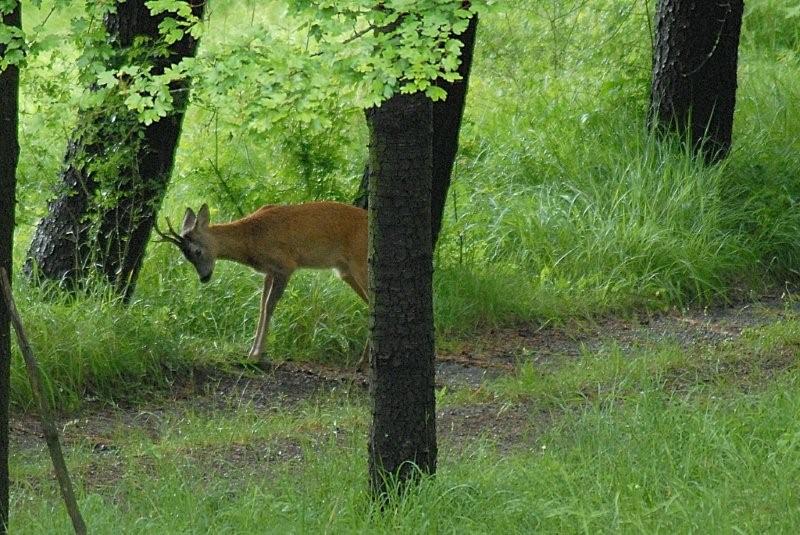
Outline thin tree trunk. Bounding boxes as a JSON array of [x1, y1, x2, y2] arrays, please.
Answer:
[[0, 3, 21, 531], [356, 14, 478, 248], [367, 92, 436, 498], [649, 0, 744, 163], [25, 0, 204, 300]]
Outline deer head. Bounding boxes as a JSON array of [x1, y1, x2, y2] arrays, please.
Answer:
[[154, 203, 217, 283]]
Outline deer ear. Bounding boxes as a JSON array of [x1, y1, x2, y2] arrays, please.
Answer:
[[182, 207, 197, 233], [197, 203, 211, 229]]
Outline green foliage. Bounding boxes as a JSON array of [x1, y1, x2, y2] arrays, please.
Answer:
[[17, 1, 489, 126], [9, 0, 800, 409], [0, 0, 24, 69]]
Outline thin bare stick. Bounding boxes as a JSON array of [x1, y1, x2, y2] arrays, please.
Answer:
[[0, 268, 87, 535]]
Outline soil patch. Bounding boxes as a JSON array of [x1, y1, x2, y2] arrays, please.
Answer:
[[437, 402, 555, 454], [435, 296, 795, 388], [10, 296, 797, 467]]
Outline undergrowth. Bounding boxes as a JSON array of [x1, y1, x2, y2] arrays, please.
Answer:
[[7, 0, 800, 408]]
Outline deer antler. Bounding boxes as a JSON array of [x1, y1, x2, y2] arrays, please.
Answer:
[[153, 217, 184, 246]]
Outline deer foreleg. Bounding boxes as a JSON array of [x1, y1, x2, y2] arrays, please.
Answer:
[[249, 273, 289, 361], [248, 274, 274, 361], [355, 340, 371, 372]]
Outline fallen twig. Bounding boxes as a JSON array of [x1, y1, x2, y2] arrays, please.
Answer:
[[0, 268, 86, 535]]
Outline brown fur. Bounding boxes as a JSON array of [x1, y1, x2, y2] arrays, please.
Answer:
[[162, 201, 368, 366]]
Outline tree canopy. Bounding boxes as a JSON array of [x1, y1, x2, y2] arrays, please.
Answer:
[[3, 1, 492, 132]]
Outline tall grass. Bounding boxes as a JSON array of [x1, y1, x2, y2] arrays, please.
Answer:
[[8, 0, 800, 407]]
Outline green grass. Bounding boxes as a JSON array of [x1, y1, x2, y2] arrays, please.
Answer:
[[8, 317, 800, 533]]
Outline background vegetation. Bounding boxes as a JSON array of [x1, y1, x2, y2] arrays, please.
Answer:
[[5, 0, 800, 531], [9, 0, 796, 410], [8, 0, 800, 401]]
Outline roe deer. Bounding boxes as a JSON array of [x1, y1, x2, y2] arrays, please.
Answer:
[[155, 201, 369, 368]]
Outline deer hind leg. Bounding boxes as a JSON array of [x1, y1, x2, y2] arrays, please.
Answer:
[[340, 272, 370, 371], [340, 257, 368, 303], [248, 272, 289, 362], [341, 274, 368, 303]]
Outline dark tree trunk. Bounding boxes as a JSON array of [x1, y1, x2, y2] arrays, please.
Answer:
[[25, 0, 204, 300], [355, 14, 478, 248], [23, 140, 97, 290], [430, 14, 478, 246], [649, 0, 744, 163], [367, 92, 436, 498], [0, 3, 22, 532]]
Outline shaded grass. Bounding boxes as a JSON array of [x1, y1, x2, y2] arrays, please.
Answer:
[[7, 280, 204, 411], [7, 261, 369, 410]]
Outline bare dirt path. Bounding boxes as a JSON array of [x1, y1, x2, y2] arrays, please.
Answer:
[[435, 295, 796, 386], [10, 296, 798, 458]]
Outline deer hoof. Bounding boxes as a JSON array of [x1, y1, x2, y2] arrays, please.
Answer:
[[354, 342, 370, 372], [246, 348, 263, 363]]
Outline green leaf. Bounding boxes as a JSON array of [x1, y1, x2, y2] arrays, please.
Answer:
[[426, 85, 447, 101], [96, 70, 118, 88]]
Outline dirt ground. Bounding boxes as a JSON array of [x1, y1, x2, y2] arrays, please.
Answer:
[[10, 295, 799, 468]]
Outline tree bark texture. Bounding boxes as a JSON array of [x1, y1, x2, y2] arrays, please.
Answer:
[[356, 14, 478, 248], [0, 3, 21, 532], [25, 0, 204, 300], [649, 0, 744, 163], [366, 92, 437, 498]]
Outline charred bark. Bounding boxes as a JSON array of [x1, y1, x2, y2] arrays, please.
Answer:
[[356, 14, 478, 248], [367, 92, 436, 498], [25, 0, 204, 299], [649, 0, 744, 163], [0, 3, 22, 532]]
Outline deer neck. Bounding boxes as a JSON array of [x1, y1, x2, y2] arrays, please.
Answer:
[[208, 223, 255, 267]]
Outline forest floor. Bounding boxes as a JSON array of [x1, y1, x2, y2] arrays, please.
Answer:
[[9, 293, 799, 492]]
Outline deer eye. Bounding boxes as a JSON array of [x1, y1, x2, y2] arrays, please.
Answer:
[[181, 244, 197, 260]]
